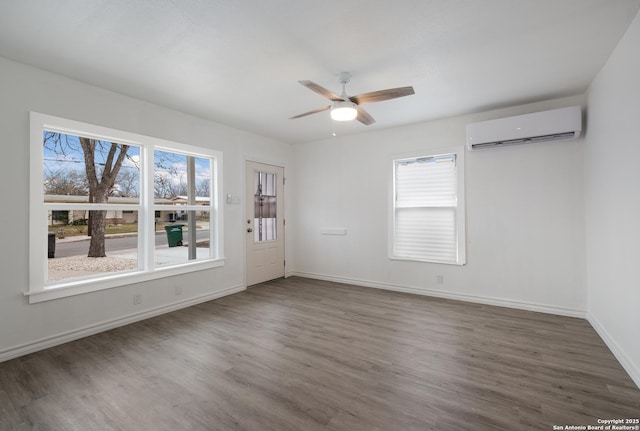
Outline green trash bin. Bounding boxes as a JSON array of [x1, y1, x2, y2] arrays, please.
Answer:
[[164, 224, 183, 247]]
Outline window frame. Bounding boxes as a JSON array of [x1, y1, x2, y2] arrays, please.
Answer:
[[28, 112, 224, 303], [388, 146, 466, 266]]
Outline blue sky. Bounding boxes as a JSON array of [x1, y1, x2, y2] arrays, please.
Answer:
[[43, 131, 211, 197]]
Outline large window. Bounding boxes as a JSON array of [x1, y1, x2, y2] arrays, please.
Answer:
[[390, 148, 465, 265], [29, 112, 223, 303]]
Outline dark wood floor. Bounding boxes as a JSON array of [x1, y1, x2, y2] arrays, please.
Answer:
[[1, 277, 638, 430]]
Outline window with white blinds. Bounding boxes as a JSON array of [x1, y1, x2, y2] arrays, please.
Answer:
[[391, 150, 465, 265]]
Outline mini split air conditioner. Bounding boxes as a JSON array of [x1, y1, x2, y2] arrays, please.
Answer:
[[466, 106, 582, 150]]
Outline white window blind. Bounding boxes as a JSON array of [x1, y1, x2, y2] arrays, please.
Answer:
[[392, 153, 463, 264]]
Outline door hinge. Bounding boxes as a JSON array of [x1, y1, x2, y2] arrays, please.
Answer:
[[284, 260, 286, 267]]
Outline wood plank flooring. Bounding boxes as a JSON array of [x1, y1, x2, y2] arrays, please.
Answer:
[[1, 277, 638, 430]]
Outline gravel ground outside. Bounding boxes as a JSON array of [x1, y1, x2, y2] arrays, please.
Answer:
[[48, 255, 137, 281], [47, 240, 209, 282]]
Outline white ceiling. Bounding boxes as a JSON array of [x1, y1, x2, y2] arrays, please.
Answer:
[[0, 1, 639, 144]]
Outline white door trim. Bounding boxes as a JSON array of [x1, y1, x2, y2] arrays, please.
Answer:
[[244, 160, 286, 286]]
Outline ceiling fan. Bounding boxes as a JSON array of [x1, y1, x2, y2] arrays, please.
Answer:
[[289, 72, 415, 125]]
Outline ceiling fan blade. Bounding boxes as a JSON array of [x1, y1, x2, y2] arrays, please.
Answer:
[[356, 106, 376, 126], [299, 80, 344, 101], [349, 86, 415, 105], [289, 105, 331, 119]]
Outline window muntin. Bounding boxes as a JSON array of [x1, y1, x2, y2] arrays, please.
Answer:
[[391, 150, 465, 265], [30, 112, 223, 303]]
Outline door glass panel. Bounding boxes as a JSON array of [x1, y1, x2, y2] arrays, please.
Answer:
[[254, 171, 277, 242]]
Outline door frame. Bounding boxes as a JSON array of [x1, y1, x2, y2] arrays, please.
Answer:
[[244, 157, 287, 287]]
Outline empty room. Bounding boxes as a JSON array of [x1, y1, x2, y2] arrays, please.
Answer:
[[1, 1, 639, 430]]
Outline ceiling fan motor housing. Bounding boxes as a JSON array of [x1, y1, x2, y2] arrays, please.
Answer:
[[337, 71, 352, 85]]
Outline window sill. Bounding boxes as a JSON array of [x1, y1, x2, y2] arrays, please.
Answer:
[[25, 258, 226, 304]]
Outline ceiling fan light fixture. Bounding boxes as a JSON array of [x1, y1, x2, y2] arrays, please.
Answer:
[[330, 101, 358, 121]]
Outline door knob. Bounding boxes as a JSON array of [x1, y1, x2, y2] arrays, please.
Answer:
[[247, 228, 253, 233]]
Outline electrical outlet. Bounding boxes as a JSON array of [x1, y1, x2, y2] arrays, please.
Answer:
[[436, 275, 444, 285], [175, 285, 183, 296], [133, 294, 141, 305]]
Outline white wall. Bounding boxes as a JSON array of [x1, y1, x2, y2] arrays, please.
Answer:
[[0, 57, 293, 359], [291, 95, 586, 316], [584, 11, 640, 387]]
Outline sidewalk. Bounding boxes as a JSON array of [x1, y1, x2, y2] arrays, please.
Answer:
[[114, 245, 210, 267]]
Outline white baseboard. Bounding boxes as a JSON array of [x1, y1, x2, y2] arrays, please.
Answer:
[[0, 284, 246, 363], [587, 312, 640, 389], [288, 271, 587, 318]]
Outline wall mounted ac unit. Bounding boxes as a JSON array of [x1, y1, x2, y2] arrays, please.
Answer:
[[466, 105, 582, 150]]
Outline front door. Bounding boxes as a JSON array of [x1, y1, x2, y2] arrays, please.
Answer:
[[245, 161, 285, 286]]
